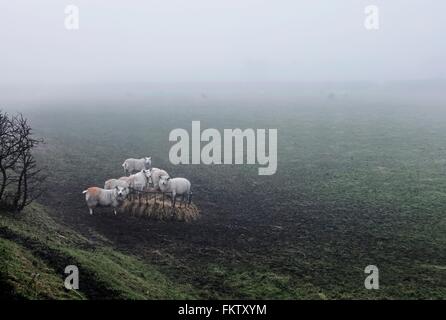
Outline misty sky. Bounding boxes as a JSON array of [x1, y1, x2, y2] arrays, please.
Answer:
[[0, 0, 445, 85]]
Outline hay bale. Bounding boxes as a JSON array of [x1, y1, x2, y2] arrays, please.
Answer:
[[118, 195, 200, 222]]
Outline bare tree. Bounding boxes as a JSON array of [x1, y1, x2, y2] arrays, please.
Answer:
[[0, 111, 18, 201], [0, 110, 46, 211]]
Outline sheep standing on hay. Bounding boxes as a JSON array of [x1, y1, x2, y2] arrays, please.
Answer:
[[144, 168, 169, 190], [104, 178, 129, 190], [159, 176, 191, 208], [122, 157, 152, 175], [128, 170, 150, 191], [82, 186, 129, 215]]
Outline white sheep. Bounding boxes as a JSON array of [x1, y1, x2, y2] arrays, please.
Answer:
[[118, 176, 131, 183], [122, 157, 151, 175], [104, 178, 129, 190], [159, 176, 191, 208], [82, 186, 129, 215], [128, 170, 149, 191], [143, 168, 169, 190]]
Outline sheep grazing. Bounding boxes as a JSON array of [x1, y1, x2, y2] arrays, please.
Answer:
[[143, 168, 169, 190], [128, 170, 149, 191], [159, 176, 191, 208], [104, 178, 129, 190], [122, 157, 152, 175], [82, 186, 129, 215]]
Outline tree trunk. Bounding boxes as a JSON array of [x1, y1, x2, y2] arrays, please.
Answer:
[[18, 171, 28, 212], [0, 165, 7, 201], [13, 167, 24, 210], [17, 152, 30, 212]]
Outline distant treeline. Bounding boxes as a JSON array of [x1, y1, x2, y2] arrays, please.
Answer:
[[0, 110, 45, 211]]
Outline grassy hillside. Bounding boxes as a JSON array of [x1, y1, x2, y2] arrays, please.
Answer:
[[0, 203, 324, 300], [0, 203, 198, 299], [0, 203, 327, 300]]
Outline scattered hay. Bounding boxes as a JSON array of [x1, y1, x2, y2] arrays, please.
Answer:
[[118, 196, 200, 222]]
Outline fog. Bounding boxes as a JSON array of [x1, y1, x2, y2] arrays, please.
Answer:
[[1, 0, 445, 87]]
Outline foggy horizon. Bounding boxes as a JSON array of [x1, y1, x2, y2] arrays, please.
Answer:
[[1, 0, 445, 86]]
